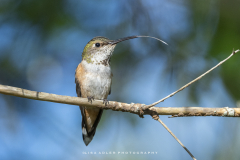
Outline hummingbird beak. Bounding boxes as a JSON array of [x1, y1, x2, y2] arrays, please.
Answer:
[[108, 36, 138, 45], [108, 35, 168, 45]]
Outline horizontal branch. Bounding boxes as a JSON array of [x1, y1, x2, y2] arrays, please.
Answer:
[[0, 84, 239, 117]]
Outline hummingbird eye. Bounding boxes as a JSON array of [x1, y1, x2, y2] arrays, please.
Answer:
[[95, 43, 100, 47]]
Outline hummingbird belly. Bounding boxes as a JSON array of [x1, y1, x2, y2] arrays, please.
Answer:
[[80, 61, 112, 100], [83, 73, 111, 99]]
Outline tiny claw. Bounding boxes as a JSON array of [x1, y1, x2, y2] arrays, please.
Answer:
[[87, 96, 94, 103], [103, 99, 109, 106]]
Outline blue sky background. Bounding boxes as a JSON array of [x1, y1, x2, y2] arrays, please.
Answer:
[[0, 0, 240, 160]]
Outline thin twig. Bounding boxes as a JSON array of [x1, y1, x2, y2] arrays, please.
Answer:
[[143, 49, 239, 109], [152, 115, 197, 160]]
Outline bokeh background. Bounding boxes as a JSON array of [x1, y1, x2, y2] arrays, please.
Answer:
[[0, 0, 240, 159]]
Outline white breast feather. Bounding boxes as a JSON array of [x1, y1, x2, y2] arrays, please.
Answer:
[[81, 60, 112, 99]]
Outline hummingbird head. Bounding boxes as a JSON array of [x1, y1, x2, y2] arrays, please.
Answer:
[[82, 36, 138, 66]]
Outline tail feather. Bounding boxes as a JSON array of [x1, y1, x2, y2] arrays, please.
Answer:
[[81, 107, 103, 146], [82, 127, 94, 146]]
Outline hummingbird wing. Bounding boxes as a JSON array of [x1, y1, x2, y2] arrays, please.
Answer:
[[75, 78, 81, 97], [108, 73, 113, 95]]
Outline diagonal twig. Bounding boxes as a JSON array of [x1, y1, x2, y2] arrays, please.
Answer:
[[143, 49, 239, 110], [152, 115, 197, 160]]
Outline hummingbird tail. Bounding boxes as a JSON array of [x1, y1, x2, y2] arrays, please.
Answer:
[[81, 108, 103, 146], [82, 126, 94, 146]]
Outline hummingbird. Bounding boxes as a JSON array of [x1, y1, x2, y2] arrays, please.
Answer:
[[75, 35, 167, 146], [75, 36, 140, 146]]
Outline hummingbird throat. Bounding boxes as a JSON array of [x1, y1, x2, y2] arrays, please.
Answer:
[[83, 45, 115, 66]]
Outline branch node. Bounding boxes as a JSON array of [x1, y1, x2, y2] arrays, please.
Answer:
[[222, 107, 235, 117], [151, 114, 159, 120], [132, 103, 145, 118]]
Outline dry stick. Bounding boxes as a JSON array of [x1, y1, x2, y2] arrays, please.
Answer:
[[1, 84, 240, 116], [143, 49, 240, 110], [152, 115, 197, 160]]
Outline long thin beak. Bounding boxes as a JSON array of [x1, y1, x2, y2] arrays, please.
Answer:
[[108, 36, 138, 45], [108, 35, 168, 45]]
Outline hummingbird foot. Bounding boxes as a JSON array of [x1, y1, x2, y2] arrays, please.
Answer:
[[103, 99, 109, 106], [87, 96, 94, 103]]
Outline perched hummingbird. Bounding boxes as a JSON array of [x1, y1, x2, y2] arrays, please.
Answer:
[[75, 36, 139, 146], [75, 35, 167, 146]]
